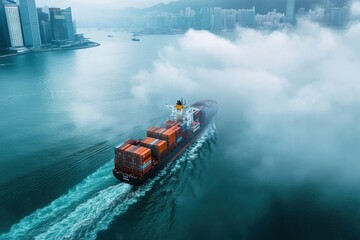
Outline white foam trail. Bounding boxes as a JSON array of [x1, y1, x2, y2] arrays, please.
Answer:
[[1, 124, 216, 240], [0, 161, 116, 239], [34, 184, 132, 240]]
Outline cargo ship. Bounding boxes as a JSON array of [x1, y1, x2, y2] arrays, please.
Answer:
[[113, 99, 218, 185]]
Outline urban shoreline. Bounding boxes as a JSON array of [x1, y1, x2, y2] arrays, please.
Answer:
[[0, 41, 100, 59]]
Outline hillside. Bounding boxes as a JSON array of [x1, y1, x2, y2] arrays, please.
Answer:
[[133, 0, 350, 14]]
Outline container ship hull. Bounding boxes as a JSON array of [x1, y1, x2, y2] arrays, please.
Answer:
[[113, 100, 218, 186], [113, 123, 207, 185]]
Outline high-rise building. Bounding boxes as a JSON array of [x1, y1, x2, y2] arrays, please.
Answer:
[[237, 7, 255, 27], [255, 10, 285, 28], [37, 7, 51, 44], [19, 0, 41, 47], [213, 7, 222, 30], [200, 7, 211, 30], [222, 9, 237, 30], [73, 21, 77, 35], [286, 0, 296, 24], [0, 0, 11, 49], [4, 2, 24, 47], [330, 7, 349, 27], [324, 0, 332, 25], [49, 7, 75, 41], [62, 7, 75, 40], [49, 8, 65, 40]]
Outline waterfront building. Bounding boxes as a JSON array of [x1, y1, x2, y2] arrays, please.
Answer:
[[0, 0, 11, 49], [213, 7, 222, 30], [286, 0, 296, 24], [324, 0, 332, 25], [329, 7, 349, 27], [222, 9, 237, 30], [73, 21, 77, 35], [49, 7, 75, 41], [19, 0, 41, 47], [4, 2, 24, 47], [49, 8, 65, 40], [37, 7, 51, 44], [256, 10, 285, 28], [237, 7, 255, 27], [307, 8, 325, 23], [200, 7, 211, 30], [62, 7, 75, 40], [184, 7, 194, 18]]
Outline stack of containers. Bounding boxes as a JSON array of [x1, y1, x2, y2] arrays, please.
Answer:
[[114, 142, 152, 177], [139, 137, 167, 162], [165, 120, 178, 129], [114, 143, 132, 170], [147, 127, 176, 150], [160, 129, 176, 149], [170, 125, 183, 144], [147, 127, 165, 138]]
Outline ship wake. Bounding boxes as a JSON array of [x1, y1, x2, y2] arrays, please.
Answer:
[[0, 123, 216, 240]]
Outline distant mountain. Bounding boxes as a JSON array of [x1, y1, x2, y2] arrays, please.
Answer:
[[123, 0, 349, 15]]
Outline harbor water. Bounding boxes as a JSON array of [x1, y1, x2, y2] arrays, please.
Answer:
[[1, 29, 360, 240]]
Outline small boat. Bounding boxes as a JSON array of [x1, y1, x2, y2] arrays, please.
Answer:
[[131, 38, 140, 42], [107, 35, 113, 37]]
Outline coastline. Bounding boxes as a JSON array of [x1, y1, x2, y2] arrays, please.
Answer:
[[0, 42, 100, 59]]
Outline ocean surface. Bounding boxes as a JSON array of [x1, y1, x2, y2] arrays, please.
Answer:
[[1, 29, 360, 240]]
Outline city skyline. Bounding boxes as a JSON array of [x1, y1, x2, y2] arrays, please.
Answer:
[[32, 0, 352, 26], [35, 0, 172, 9], [0, 0, 98, 54], [35, 0, 173, 23], [0, 0, 352, 52]]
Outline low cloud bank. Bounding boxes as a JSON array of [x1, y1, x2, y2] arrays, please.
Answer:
[[131, 17, 360, 191]]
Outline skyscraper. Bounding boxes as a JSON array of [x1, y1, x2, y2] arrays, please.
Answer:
[[4, 2, 24, 47], [37, 7, 51, 44], [222, 9, 237, 30], [213, 7, 222, 30], [237, 7, 256, 27], [19, 0, 41, 47], [330, 7, 349, 27], [62, 7, 75, 40], [286, 0, 296, 24], [200, 7, 211, 30], [49, 7, 75, 41], [0, 0, 11, 49]]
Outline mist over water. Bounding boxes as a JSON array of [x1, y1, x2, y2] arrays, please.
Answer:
[[132, 19, 360, 191], [1, 14, 360, 240], [127, 20, 360, 239]]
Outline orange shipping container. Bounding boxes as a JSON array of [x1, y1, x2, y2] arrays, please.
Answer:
[[156, 140, 167, 152], [140, 137, 168, 154]]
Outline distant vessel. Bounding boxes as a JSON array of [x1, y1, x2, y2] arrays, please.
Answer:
[[131, 38, 140, 42], [113, 99, 218, 185], [108, 35, 113, 37]]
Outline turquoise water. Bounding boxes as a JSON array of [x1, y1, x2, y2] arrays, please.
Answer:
[[1, 29, 360, 240], [0, 30, 180, 237]]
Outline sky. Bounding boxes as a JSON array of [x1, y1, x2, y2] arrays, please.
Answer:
[[130, 1, 360, 192]]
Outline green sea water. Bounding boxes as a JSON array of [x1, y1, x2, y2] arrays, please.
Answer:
[[1, 29, 360, 240]]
